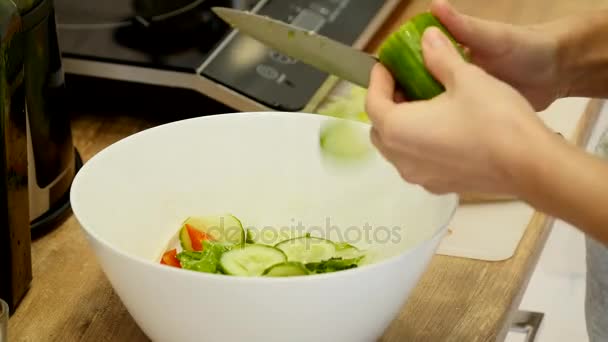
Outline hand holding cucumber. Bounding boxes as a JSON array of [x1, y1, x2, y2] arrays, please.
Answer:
[[366, 26, 558, 196], [430, 0, 565, 111], [365, 3, 608, 247]]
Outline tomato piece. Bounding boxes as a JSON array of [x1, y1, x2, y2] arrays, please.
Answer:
[[160, 249, 181, 268], [186, 224, 212, 251]]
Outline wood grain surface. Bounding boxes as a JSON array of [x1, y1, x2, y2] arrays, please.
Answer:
[[8, 0, 608, 341]]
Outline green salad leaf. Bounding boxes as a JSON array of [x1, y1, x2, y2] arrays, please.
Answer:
[[305, 256, 364, 274], [177, 240, 233, 274]]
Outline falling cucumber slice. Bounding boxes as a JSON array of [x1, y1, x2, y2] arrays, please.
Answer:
[[319, 120, 373, 162], [275, 236, 337, 264], [219, 244, 287, 276], [262, 262, 310, 277], [378, 12, 468, 101]]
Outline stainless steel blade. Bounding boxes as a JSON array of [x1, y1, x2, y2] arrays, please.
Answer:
[[212, 7, 377, 88]]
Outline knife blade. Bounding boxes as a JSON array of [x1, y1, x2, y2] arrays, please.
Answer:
[[211, 7, 377, 88]]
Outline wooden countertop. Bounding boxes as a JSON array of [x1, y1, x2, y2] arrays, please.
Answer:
[[8, 0, 608, 341]]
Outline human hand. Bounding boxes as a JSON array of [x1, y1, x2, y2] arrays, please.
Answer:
[[365, 26, 563, 196], [430, 0, 565, 110]]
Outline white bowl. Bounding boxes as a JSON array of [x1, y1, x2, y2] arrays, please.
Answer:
[[70, 111, 458, 342]]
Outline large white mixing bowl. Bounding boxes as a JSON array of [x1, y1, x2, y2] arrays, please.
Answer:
[[70, 112, 458, 342]]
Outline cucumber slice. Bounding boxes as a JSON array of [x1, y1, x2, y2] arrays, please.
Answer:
[[262, 262, 310, 277], [245, 228, 255, 244], [275, 237, 337, 264], [179, 224, 194, 251], [319, 120, 373, 161], [181, 214, 245, 246], [335, 242, 356, 250], [334, 243, 364, 259], [219, 244, 287, 276], [378, 12, 468, 101]]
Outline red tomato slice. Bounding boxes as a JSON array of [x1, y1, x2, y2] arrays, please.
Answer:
[[160, 249, 181, 268], [186, 224, 213, 251]]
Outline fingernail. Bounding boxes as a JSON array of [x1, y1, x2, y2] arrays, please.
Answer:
[[423, 27, 447, 49]]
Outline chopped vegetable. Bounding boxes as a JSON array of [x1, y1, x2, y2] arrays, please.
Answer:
[[305, 256, 364, 274], [219, 244, 287, 276], [334, 242, 364, 259], [180, 214, 245, 248], [262, 262, 310, 277], [160, 249, 181, 268], [176, 241, 232, 273], [377, 12, 468, 100], [188, 224, 213, 251], [275, 236, 337, 264], [319, 119, 373, 162], [317, 86, 370, 123], [161, 214, 368, 277], [245, 228, 255, 244]]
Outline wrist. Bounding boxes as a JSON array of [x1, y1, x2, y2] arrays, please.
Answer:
[[499, 128, 569, 203]]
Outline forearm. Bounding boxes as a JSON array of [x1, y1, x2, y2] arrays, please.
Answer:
[[515, 136, 608, 245], [551, 10, 608, 98]]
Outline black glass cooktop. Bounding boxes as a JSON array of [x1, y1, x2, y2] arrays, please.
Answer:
[[54, 0, 243, 72], [54, 0, 389, 111]]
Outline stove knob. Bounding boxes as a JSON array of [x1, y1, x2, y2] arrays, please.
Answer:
[[269, 50, 297, 65], [256, 64, 280, 80]]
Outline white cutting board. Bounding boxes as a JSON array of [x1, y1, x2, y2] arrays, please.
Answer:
[[315, 81, 599, 261], [437, 97, 597, 261]]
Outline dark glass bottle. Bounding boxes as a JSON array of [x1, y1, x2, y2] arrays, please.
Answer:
[[0, 0, 32, 313], [22, 0, 76, 226]]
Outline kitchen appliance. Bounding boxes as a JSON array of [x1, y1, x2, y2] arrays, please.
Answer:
[[1, 0, 81, 313], [53, 0, 401, 112]]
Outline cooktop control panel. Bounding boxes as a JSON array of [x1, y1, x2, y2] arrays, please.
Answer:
[[201, 0, 387, 111]]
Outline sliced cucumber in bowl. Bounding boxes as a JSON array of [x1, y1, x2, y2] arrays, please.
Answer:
[[334, 242, 364, 259], [219, 244, 287, 276], [179, 214, 245, 251], [262, 262, 310, 277], [275, 236, 337, 264]]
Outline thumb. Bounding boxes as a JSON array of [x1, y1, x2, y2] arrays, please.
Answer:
[[421, 26, 468, 88]]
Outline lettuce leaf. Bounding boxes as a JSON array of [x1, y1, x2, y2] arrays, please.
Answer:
[[305, 256, 364, 274], [177, 241, 233, 274]]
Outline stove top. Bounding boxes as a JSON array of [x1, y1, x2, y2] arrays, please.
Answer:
[[54, 0, 400, 112], [55, 0, 244, 72]]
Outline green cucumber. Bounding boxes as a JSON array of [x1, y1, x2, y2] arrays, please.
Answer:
[[335, 242, 356, 250], [245, 228, 255, 244], [219, 244, 287, 276], [378, 12, 468, 101], [275, 236, 337, 264], [180, 214, 245, 247], [262, 262, 310, 277], [179, 224, 195, 251], [319, 120, 373, 161], [334, 242, 364, 259]]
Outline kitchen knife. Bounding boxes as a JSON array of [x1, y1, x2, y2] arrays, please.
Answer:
[[211, 7, 377, 88]]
